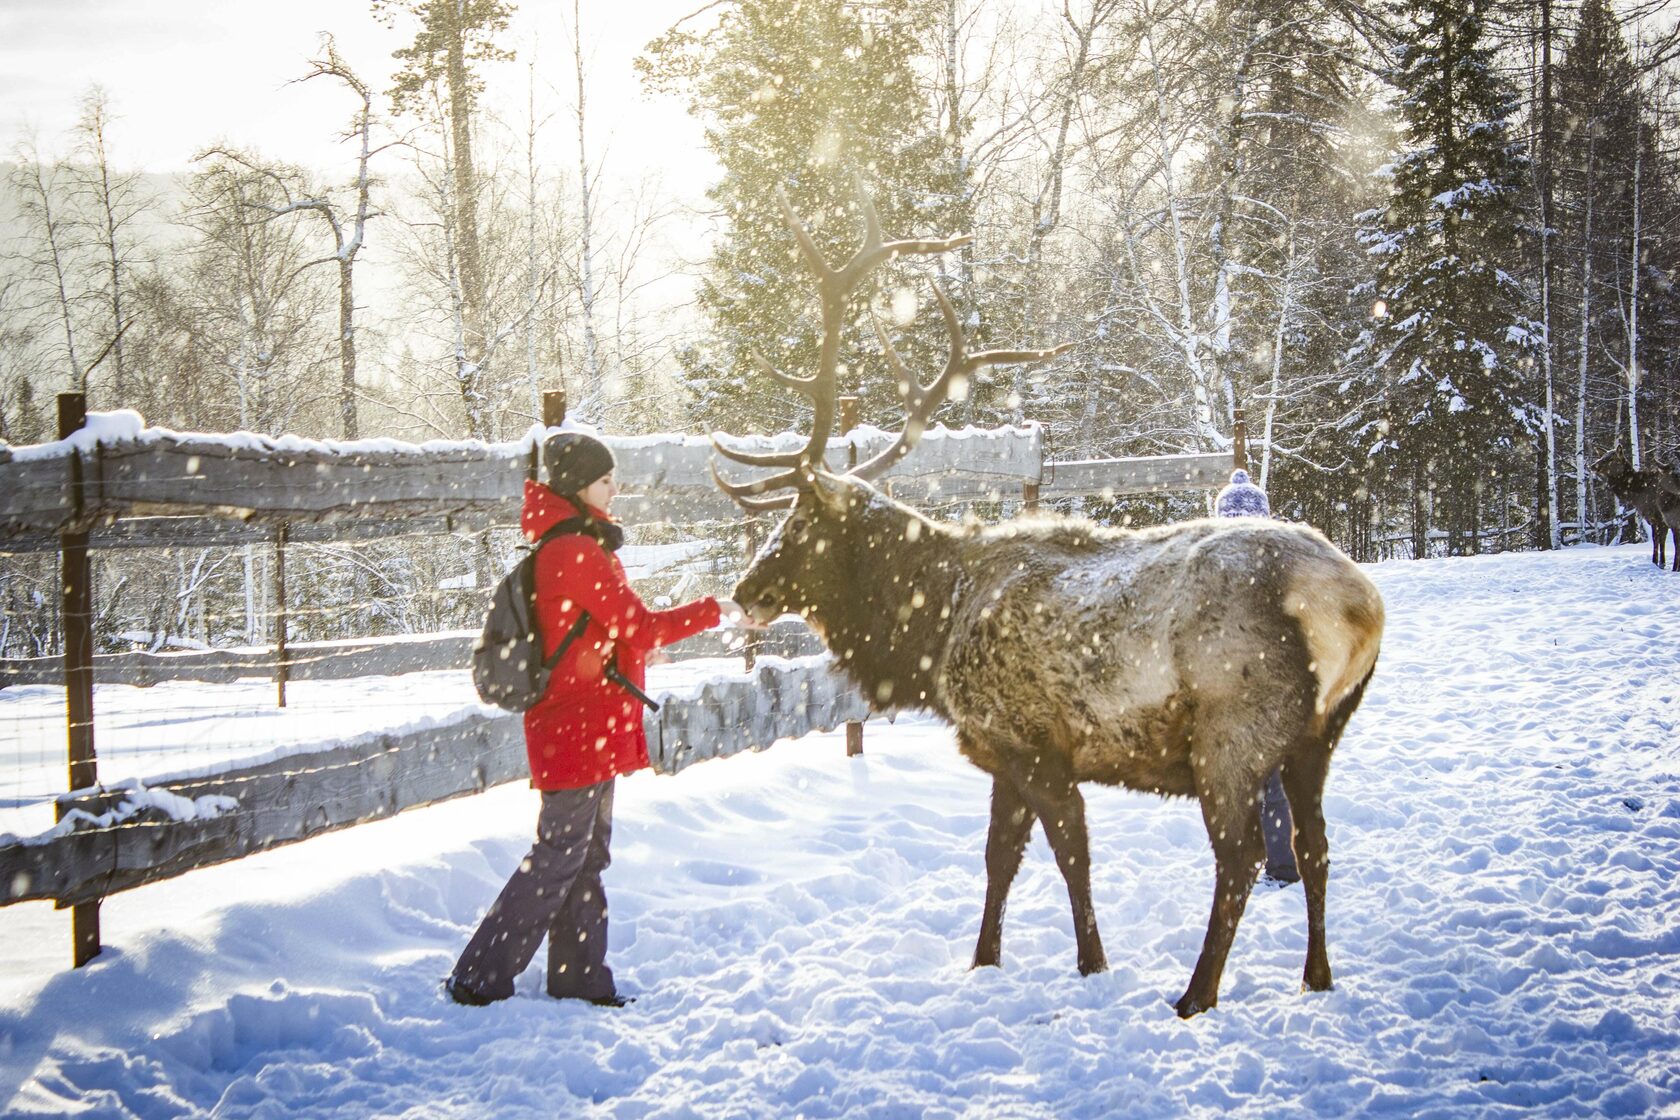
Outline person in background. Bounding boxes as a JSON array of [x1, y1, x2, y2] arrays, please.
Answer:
[[446, 432, 759, 1007], [1215, 468, 1301, 885]]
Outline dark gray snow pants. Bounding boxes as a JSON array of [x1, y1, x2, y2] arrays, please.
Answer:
[[450, 778, 617, 1002]]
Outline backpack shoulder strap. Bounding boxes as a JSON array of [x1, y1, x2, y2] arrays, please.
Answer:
[[542, 610, 591, 671], [531, 515, 592, 552], [527, 517, 595, 672]]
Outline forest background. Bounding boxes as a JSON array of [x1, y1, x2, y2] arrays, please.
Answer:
[[3, 0, 1678, 660]]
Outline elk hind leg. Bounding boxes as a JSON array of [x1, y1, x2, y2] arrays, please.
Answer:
[[972, 775, 1037, 969], [1176, 785, 1265, 1018], [1280, 743, 1335, 993]]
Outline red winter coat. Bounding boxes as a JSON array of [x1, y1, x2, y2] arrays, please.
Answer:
[[520, 481, 720, 789]]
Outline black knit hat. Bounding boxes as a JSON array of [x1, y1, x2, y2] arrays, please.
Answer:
[[543, 432, 616, 497]]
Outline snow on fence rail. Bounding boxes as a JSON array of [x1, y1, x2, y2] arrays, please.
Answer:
[[0, 409, 1233, 551], [0, 654, 868, 907]]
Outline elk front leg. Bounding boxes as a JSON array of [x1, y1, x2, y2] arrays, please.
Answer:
[[1015, 765, 1107, 976], [972, 776, 1036, 969], [1176, 789, 1265, 1018]]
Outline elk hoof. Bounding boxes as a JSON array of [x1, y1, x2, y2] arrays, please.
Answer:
[[1302, 971, 1334, 994], [1078, 954, 1109, 977], [970, 955, 1001, 970], [1174, 990, 1213, 1019]]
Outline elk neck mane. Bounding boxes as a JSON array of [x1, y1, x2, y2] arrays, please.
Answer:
[[811, 482, 1112, 719]]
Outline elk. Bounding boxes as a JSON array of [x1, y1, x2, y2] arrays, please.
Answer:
[[1595, 449, 1680, 570], [713, 186, 1384, 1018]]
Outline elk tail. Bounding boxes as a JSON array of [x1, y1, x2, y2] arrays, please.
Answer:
[[1283, 557, 1385, 731]]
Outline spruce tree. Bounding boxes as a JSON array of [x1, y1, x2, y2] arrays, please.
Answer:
[[641, 1, 958, 436], [1350, 0, 1536, 556]]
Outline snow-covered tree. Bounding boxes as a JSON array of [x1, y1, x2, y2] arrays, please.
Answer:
[[641, 0, 964, 435], [1349, 0, 1536, 557]]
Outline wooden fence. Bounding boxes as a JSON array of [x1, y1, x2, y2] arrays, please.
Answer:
[[0, 391, 1246, 968], [1, 654, 867, 908]]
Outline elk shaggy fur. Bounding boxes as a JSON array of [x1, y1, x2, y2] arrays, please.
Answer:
[[1596, 450, 1680, 570], [735, 473, 1384, 1017]]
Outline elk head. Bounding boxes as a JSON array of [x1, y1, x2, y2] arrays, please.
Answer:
[[1595, 446, 1636, 491], [711, 180, 1071, 630]]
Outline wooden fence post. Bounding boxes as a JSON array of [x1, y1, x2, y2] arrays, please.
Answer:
[[1232, 407, 1249, 472], [839, 396, 860, 464], [838, 395, 864, 757], [57, 392, 100, 968], [543, 389, 568, 429], [741, 520, 760, 673], [274, 523, 289, 709]]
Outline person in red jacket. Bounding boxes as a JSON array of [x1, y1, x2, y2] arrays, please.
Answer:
[[447, 432, 747, 1007]]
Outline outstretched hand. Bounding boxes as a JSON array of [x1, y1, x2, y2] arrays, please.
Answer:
[[717, 598, 770, 631]]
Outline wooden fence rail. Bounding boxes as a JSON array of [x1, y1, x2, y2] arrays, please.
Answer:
[[1, 620, 825, 689], [0, 654, 869, 908], [0, 411, 1240, 553]]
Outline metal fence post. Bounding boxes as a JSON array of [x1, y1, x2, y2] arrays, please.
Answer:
[[57, 392, 100, 968]]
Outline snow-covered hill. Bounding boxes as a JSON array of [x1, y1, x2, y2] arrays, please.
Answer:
[[1, 544, 1677, 1117]]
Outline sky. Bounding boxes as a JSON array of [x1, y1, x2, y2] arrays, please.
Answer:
[[0, 0, 718, 187]]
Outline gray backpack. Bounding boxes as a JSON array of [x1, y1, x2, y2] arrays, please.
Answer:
[[471, 522, 590, 712], [471, 520, 661, 713]]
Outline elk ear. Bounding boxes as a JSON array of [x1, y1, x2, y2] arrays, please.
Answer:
[[806, 470, 849, 512]]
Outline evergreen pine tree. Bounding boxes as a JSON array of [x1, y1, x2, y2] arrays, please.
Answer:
[[1349, 0, 1536, 556], [641, 0, 959, 436]]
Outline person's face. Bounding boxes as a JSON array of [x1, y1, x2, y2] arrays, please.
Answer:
[[580, 472, 617, 512]]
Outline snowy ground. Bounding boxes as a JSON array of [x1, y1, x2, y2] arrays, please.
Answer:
[[0, 656, 751, 842], [1, 543, 1677, 1117]]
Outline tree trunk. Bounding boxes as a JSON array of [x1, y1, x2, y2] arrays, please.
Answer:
[[1574, 134, 1595, 542], [574, 0, 603, 421], [525, 59, 544, 422], [1627, 106, 1643, 468], [338, 258, 359, 439], [1537, 0, 1561, 549], [446, 18, 486, 373]]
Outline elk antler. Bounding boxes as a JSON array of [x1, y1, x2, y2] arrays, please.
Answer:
[[853, 284, 1073, 482], [712, 180, 969, 506], [713, 177, 1069, 506]]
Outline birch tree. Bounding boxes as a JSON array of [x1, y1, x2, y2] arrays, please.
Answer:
[[378, 0, 516, 385], [65, 86, 152, 407], [10, 140, 89, 396]]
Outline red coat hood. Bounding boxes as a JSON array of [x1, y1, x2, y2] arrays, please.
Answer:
[[521, 479, 614, 540]]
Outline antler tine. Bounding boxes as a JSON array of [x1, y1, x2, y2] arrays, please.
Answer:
[[775, 188, 833, 282], [709, 351, 828, 470], [709, 461, 801, 512], [853, 282, 1074, 482], [854, 169, 884, 256], [852, 281, 963, 481], [869, 307, 915, 400], [711, 431, 805, 470], [751, 350, 821, 396]]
